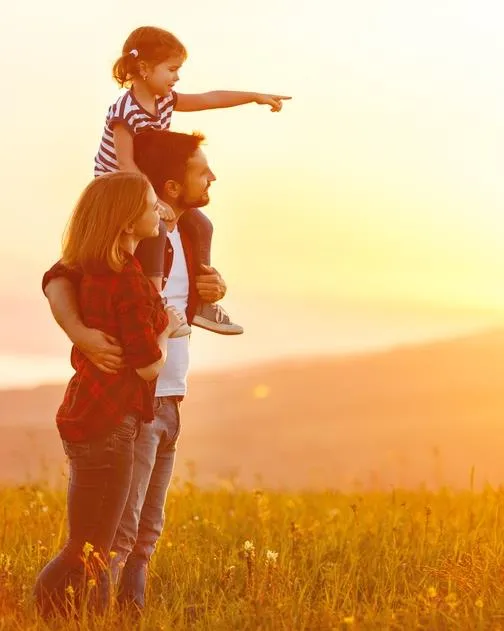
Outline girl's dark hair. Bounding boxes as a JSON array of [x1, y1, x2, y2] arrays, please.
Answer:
[[112, 26, 187, 87]]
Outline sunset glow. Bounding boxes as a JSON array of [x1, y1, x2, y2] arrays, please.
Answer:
[[2, 0, 504, 384]]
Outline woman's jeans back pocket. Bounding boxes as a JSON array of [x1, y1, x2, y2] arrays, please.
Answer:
[[111, 414, 140, 441], [62, 414, 140, 459]]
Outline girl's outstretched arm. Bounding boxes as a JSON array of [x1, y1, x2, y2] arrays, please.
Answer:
[[175, 91, 291, 113]]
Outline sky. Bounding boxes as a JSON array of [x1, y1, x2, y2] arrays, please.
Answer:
[[1, 0, 504, 386]]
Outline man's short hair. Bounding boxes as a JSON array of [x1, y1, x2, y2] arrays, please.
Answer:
[[134, 130, 205, 196]]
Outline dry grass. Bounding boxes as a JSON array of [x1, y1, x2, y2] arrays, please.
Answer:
[[2, 482, 504, 629]]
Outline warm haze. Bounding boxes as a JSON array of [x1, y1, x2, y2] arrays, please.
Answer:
[[1, 0, 504, 386], [2, 5, 504, 627]]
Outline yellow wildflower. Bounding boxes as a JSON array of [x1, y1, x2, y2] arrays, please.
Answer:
[[445, 592, 458, 608]]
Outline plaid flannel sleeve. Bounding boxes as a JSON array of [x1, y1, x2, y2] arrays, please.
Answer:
[[42, 261, 82, 295], [115, 271, 169, 369]]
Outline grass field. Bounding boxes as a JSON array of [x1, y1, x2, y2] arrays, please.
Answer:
[[1, 480, 504, 630]]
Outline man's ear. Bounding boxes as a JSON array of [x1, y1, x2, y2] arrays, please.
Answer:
[[162, 179, 181, 202]]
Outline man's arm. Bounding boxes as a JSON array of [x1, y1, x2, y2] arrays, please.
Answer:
[[44, 275, 124, 374], [45, 277, 88, 344]]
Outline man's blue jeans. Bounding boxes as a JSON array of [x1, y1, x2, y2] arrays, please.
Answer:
[[34, 414, 138, 617], [112, 397, 181, 609]]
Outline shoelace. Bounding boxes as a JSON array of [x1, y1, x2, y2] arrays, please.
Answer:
[[209, 303, 227, 324]]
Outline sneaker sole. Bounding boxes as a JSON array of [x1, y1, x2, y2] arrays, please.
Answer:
[[191, 316, 244, 335], [169, 323, 192, 338]]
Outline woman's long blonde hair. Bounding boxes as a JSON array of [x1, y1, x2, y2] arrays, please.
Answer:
[[62, 171, 151, 273]]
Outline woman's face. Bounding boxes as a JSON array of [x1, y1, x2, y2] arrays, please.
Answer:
[[133, 185, 161, 239]]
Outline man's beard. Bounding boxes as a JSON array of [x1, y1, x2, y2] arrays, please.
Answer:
[[178, 190, 210, 211]]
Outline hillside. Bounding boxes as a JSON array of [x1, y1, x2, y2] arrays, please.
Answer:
[[2, 330, 504, 489]]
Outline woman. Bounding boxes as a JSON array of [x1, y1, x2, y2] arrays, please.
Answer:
[[34, 171, 185, 616]]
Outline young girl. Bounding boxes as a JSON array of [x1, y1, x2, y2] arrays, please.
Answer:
[[34, 172, 185, 617], [94, 25, 291, 335]]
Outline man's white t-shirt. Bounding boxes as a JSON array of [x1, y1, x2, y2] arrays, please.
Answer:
[[155, 226, 190, 397]]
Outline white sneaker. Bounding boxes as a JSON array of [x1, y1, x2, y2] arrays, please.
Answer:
[[192, 303, 244, 335], [165, 305, 191, 338]]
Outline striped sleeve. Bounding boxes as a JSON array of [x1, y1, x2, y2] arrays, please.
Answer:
[[107, 94, 136, 136], [168, 90, 178, 109]]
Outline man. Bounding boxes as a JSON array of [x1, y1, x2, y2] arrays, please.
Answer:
[[42, 129, 227, 609]]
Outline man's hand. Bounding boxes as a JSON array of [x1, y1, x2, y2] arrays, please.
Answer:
[[255, 93, 292, 112], [74, 327, 124, 374], [195, 265, 227, 303]]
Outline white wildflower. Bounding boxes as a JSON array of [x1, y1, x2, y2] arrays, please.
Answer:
[[265, 550, 279, 566], [244, 540, 255, 553]]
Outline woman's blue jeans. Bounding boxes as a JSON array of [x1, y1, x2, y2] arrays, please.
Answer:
[[34, 414, 139, 617]]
